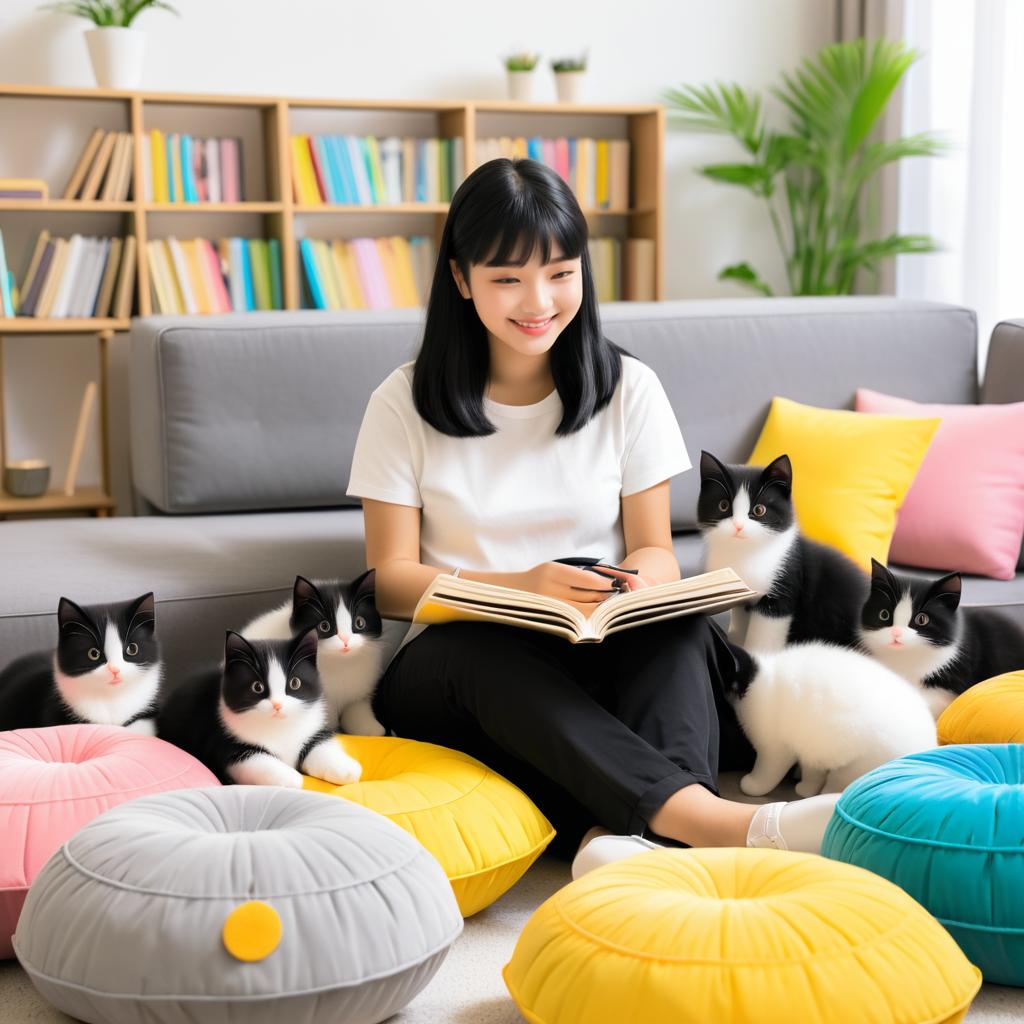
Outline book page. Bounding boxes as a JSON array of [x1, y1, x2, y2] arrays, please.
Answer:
[[589, 568, 754, 633], [413, 596, 580, 642], [600, 594, 752, 639]]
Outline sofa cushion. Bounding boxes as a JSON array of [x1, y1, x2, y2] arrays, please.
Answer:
[[0, 509, 408, 685]]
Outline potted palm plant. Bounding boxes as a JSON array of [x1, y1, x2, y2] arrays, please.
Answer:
[[41, 0, 179, 89], [551, 52, 588, 103], [664, 38, 946, 295], [504, 51, 540, 102]]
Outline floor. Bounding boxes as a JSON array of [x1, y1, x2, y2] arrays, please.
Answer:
[[2, 774, 1021, 1023]]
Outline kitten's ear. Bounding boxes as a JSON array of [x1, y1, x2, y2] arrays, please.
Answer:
[[351, 569, 376, 606], [224, 630, 257, 664], [925, 572, 962, 611], [57, 597, 97, 640], [288, 627, 319, 672], [759, 454, 792, 494], [127, 592, 155, 637], [699, 451, 733, 493], [292, 575, 326, 615]]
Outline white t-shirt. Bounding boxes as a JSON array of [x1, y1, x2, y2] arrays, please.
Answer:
[[346, 354, 691, 667]]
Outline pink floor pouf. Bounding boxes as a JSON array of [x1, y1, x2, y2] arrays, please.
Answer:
[[0, 724, 219, 958]]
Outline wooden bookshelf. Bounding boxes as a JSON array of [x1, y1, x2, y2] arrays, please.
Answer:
[[0, 82, 665, 516]]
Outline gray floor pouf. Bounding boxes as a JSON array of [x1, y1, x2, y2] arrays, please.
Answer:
[[13, 785, 463, 1024]]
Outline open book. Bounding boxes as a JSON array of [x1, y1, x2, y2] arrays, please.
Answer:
[[411, 568, 755, 644]]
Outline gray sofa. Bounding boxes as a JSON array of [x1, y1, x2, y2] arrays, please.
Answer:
[[1, 298, 1021, 686]]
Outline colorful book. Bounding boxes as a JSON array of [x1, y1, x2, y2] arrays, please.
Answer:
[[63, 129, 105, 199], [0, 229, 14, 316], [220, 138, 243, 203], [299, 238, 328, 309], [268, 238, 283, 309], [151, 130, 169, 202], [248, 238, 272, 311]]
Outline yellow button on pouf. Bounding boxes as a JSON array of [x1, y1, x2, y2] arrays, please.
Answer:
[[504, 848, 981, 1024], [938, 671, 1024, 745], [303, 735, 554, 917], [222, 901, 282, 962]]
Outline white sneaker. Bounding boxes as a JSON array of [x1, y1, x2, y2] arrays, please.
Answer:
[[571, 833, 663, 880]]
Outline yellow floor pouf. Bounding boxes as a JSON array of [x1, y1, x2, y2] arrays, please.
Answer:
[[938, 671, 1024, 745], [303, 735, 554, 917], [504, 848, 981, 1024]]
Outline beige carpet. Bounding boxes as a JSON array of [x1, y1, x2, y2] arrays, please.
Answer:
[[2, 774, 1021, 1022]]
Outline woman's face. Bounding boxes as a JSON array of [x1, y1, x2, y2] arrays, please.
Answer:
[[450, 245, 584, 358]]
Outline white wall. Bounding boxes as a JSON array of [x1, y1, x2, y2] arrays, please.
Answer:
[[0, 0, 832, 511]]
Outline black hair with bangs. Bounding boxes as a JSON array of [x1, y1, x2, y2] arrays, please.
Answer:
[[412, 157, 627, 437]]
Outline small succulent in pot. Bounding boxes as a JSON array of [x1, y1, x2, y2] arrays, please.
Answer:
[[551, 52, 588, 73], [504, 51, 541, 72]]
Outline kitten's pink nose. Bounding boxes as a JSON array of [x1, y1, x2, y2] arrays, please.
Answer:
[[732, 521, 745, 535], [891, 626, 903, 639], [108, 666, 120, 678], [271, 700, 283, 711], [338, 635, 350, 650]]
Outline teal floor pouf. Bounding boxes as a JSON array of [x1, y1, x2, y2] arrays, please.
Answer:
[[822, 744, 1024, 986]]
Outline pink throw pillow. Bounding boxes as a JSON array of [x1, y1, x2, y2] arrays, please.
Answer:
[[855, 388, 1024, 579]]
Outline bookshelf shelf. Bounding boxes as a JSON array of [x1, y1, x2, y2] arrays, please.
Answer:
[[144, 202, 284, 213], [0, 486, 114, 517], [0, 82, 664, 517], [0, 200, 135, 213]]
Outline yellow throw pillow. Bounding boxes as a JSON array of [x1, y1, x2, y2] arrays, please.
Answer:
[[748, 397, 940, 569], [937, 671, 1024, 745], [303, 735, 554, 917]]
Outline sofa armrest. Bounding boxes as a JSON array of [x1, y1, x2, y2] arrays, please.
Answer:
[[981, 320, 1024, 404]]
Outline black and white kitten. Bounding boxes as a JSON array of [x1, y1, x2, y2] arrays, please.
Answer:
[[699, 451, 869, 653], [241, 571, 386, 735], [859, 559, 1024, 718], [0, 593, 161, 733], [157, 628, 362, 787]]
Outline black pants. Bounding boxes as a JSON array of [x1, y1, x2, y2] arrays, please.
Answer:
[[371, 615, 755, 859]]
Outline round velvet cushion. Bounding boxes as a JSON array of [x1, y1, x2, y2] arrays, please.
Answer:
[[823, 744, 1024, 986], [0, 724, 218, 958], [503, 847, 980, 1024], [303, 735, 554, 916], [937, 671, 1024, 745], [14, 786, 463, 1024]]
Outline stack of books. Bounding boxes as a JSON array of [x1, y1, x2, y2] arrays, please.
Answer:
[[63, 129, 134, 201], [290, 135, 463, 205], [141, 132, 244, 203], [587, 237, 657, 303], [299, 235, 434, 309], [0, 178, 49, 200], [2, 229, 136, 319], [146, 236, 282, 313], [475, 136, 630, 210]]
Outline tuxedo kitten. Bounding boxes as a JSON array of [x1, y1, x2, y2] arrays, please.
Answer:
[[242, 571, 386, 735], [0, 593, 161, 733], [158, 628, 362, 788], [699, 451, 869, 653], [722, 641, 936, 796], [859, 559, 1024, 719]]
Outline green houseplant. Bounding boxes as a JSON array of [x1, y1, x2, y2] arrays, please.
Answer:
[[663, 38, 945, 296], [504, 51, 541, 102], [41, 0, 179, 88], [551, 51, 588, 103]]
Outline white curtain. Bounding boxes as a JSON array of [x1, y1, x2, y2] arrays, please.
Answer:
[[897, 0, 1024, 372]]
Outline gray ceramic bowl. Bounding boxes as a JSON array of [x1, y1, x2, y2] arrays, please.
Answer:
[[3, 460, 50, 498]]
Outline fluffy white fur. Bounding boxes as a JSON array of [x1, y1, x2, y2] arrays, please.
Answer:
[[703, 484, 797, 652], [858, 594, 961, 718], [731, 642, 937, 796], [219, 655, 362, 788], [54, 621, 161, 728], [243, 599, 385, 735]]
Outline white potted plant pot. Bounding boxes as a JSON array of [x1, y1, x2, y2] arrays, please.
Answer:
[[507, 70, 535, 102], [85, 27, 146, 89], [554, 71, 586, 103]]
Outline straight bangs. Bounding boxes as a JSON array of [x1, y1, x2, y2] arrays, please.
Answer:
[[413, 157, 625, 438]]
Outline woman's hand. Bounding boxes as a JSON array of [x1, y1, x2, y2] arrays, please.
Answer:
[[517, 561, 618, 615], [592, 565, 657, 592]]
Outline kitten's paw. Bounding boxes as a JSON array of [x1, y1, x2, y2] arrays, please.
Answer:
[[740, 773, 773, 797], [228, 754, 304, 788], [794, 779, 822, 798], [125, 717, 157, 736], [303, 741, 362, 785]]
